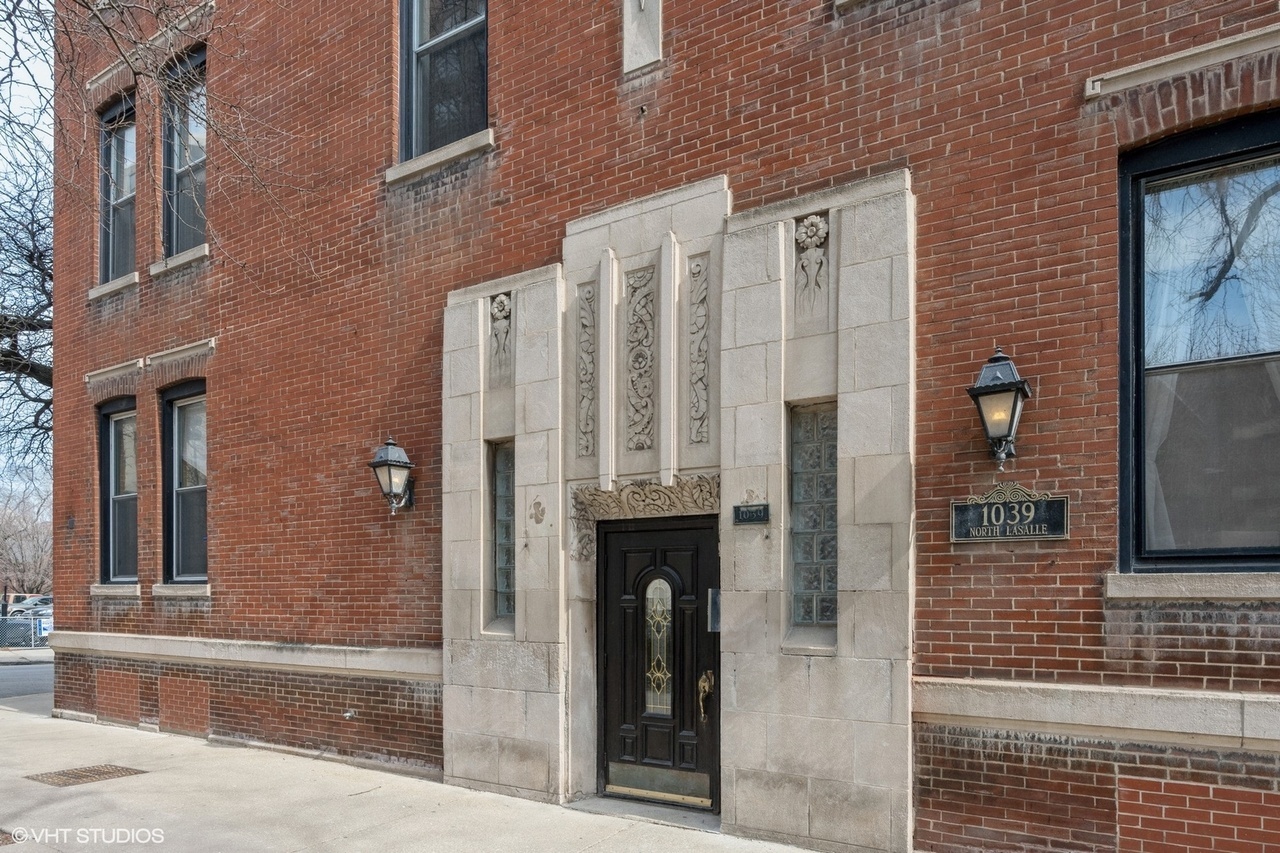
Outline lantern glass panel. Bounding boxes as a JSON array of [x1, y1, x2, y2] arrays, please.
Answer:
[[977, 389, 1019, 440]]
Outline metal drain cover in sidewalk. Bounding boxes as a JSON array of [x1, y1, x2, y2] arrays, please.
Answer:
[[25, 765, 146, 787]]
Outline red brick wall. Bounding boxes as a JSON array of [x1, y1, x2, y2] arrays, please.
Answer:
[[1120, 777, 1280, 852], [158, 674, 209, 736], [916, 725, 1280, 853], [50, 0, 1280, 837], [56, 655, 442, 770], [53, 0, 1280, 676], [94, 669, 139, 725]]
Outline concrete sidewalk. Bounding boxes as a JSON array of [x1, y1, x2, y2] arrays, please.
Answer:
[[0, 692, 802, 853], [0, 647, 53, 665]]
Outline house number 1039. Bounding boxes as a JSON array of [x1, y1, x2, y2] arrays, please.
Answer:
[[981, 502, 1036, 526]]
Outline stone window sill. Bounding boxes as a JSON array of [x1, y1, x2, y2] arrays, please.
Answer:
[[781, 624, 836, 657], [149, 242, 210, 278], [385, 128, 494, 187], [482, 613, 515, 638], [90, 583, 140, 598], [88, 272, 139, 303], [1105, 572, 1280, 602], [152, 583, 211, 600]]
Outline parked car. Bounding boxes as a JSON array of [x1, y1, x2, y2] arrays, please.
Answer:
[[7, 595, 51, 616]]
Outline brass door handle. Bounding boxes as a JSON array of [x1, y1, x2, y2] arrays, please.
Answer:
[[697, 670, 715, 723]]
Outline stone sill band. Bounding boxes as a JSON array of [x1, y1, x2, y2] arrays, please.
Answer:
[[50, 631, 443, 681], [87, 272, 138, 303], [384, 128, 494, 186], [1104, 572, 1280, 602], [915, 676, 1280, 751], [149, 242, 210, 278]]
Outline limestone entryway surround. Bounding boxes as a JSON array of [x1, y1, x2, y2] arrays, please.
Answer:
[[441, 173, 916, 853]]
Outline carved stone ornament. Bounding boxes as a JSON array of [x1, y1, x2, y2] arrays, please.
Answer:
[[794, 213, 829, 319], [569, 474, 720, 559], [490, 292, 513, 385], [625, 267, 656, 452], [688, 255, 710, 444], [577, 282, 597, 458]]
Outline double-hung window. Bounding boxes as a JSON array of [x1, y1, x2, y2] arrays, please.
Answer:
[[100, 98, 136, 283], [163, 50, 207, 256], [163, 382, 207, 582], [1121, 110, 1280, 572], [401, 0, 487, 159], [99, 399, 138, 583]]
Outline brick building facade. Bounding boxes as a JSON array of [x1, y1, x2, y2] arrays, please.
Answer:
[[51, 0, 1280, 850]]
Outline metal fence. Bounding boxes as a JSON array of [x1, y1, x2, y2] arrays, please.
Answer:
[[0, 615, 51, 648]]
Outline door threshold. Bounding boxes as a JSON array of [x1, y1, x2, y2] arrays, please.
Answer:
[[566, 796, 721, 834]]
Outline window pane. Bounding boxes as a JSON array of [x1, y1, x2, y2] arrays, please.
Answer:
[[175, 487, 207, 579], [791, 403, 838, 626], [112, 494, 137, 580], [181, 83, 206, 168], [108, 198, 135, 281], [178, 400, 207, 488], [173, 162, 206, 255], [418, 0, 485, 44], [417, 27, 487, 152], [492, 441, 514, 617], [111, 124, 136, 200], [1143, 357, 1280, 552], [113, 415, 136, 496], [644, 580, 673, 716], [1144, 155, 1280, 367]]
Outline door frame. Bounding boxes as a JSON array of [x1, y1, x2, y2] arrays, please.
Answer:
[[595, 513, 721, 811]]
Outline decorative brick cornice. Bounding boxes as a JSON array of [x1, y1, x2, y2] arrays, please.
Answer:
[[145, 338, 215, 389], [84, 359, 143, 404], [1086, 44, 1280, 148]]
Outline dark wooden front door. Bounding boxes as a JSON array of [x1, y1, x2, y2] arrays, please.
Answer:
[[599, 515, 720, 810]]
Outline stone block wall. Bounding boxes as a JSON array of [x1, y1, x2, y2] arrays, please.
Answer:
[[717, 173, 916, 852], [441, 266, 567, 801]]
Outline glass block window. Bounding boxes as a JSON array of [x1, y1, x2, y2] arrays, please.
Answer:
[[492, 440, 515, 617], [791, 403, 838, 625]]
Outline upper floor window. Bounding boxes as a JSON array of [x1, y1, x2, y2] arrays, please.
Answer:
[[163, 382, 207, 582], [1121, 110, 1280, 571], [164, 50, 207, 257], [401, 0, 487, 160], [100, 98, 136, 283], [99, 398, 138, 583]]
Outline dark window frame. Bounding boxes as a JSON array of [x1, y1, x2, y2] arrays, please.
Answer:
[[98, 396, 138, 583], [99, 96, 137, 284], [1120, 109, 1280, 574], [163, 48, 207, 257], [399, 0, 488, 161], [161, 380, 207, 583]]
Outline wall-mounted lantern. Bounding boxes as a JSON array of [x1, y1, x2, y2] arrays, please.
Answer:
[[966, 347, 1032, 472], [369, 438, 414, 515]]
